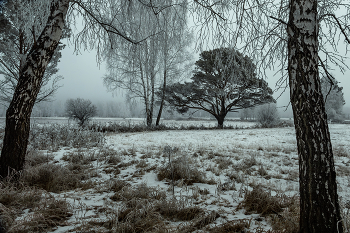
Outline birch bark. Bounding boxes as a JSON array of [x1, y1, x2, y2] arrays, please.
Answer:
[[287, 0, 343, 232], [0, 0, 69, 178]]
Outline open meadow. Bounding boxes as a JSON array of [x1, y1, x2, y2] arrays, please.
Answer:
[[0, 118, 349, 232]]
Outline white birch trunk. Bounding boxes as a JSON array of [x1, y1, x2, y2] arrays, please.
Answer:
[[287, 0, 343, 232], [0, 0, 70, 178]]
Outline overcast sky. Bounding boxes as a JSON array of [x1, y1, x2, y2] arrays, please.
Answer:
[[55, 44, 116, 102], [55, 41, 350, 112]]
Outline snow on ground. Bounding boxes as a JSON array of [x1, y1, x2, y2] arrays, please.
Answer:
[[38, 122, 350, 232]]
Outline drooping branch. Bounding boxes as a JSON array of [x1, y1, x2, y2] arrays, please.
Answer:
[[193, 0, 226, 21], [0, 58, 17, 78], [319, 13, 350, 44]]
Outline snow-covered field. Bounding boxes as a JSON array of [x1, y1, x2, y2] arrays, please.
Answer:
[[2, 120, 350, 232], [0, 116, 258, 128]]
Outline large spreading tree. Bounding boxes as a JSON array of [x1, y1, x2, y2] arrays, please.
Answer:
[[163, 48, 275, 128]]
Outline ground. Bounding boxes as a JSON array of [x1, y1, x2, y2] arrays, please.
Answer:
[[0, 118, 349, 232]]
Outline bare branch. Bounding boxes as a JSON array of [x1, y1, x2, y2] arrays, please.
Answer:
[[320, 13, 350, 44], [193, 0, 226, 21], [269, 15, 287, 25]]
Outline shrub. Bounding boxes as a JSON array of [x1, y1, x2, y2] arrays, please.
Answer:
[[257, 103, 280, 128], [65, 98, 97, 127]]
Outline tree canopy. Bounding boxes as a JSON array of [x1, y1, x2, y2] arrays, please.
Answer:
[[321, 77, 345, 122], [163, 47, 275, 128]]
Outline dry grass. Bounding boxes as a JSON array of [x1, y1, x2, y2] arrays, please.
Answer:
[[157, 156, 206, 185], [20, 163, 82, 193], [238, 185, 300, 232], [113, 202, 164, 233], [0, 183, 42, 210], [237, 154, 259, 171], [106, 153, 121, 165], [268, 195, 300, 233], [341, 201, 350, 232], [154, 199, 204, 221], [227, 171, 245, 183], [61, 149, 97, 164], [0, 203, 15, 232], [25, 149, 54, 167], [239, 186, 288, 216], [179, 211, 220, 232], [111, 183, 166, 202], [208, 219, 251, 232], [8, 197, 72, 233], [334, 146, 350, 158], [109, 179, 130, 193], [103, 183, 210, 233], [0, 179, 72, 233], [215, 157, 233, 170]]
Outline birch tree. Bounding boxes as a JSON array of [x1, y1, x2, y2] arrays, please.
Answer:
[[0, 0, 68, 105], [103, 0, 191, 127], [103, 23, 160, 126], [0, 0, 70, 179], [224, 0, 350, 232], [0, 0, 192, 178]]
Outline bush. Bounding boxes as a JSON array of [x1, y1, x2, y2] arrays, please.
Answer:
[[65, 98, 97, 127], [257, 103, 280, 128]]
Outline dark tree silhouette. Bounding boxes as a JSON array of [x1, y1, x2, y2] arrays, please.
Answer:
[[65, 98, 97, 127], [163, 48, 275, 128]]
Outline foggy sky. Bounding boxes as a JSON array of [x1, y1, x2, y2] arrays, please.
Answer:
[[55, 41, 350, 111]]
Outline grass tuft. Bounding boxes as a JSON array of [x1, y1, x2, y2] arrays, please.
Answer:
[[238, 186, 285, 216], [21, 163, 82, 193], [208, 219, 251, 232], [8, 197, 72, 233], [157, 156, 206, 185]]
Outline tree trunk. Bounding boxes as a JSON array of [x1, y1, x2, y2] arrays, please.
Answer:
[[149, 74, 155, 127], [215, 114, 225, 129], [146, 108, 152, 127], [156, 69, 167, 126], [288, 0, 343, 232], [0, 0, 69, 179]]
